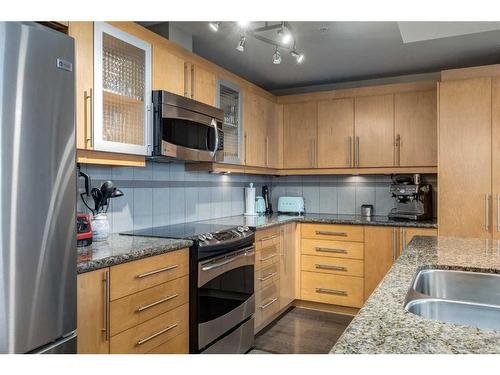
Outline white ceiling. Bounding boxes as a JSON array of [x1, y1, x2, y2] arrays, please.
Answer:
[[166, 21, 500, 94]]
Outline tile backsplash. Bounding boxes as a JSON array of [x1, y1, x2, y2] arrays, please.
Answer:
[[78, 161, 437, 234]]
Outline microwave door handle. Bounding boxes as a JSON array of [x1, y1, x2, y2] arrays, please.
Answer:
[[210, 118, 218, 159]]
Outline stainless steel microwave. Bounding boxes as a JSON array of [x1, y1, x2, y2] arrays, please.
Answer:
[[151, 90, 224, 162]]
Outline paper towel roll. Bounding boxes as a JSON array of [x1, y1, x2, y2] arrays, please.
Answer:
[[244, 183, 256, 216]]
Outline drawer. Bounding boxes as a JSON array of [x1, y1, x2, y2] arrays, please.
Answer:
[[110, 249, 189, 300], [301, 255, 364, 277], [110, 303, 188, 354], [110, 275, 189, 336], [255, 228, 281, 252], [301, 224, 364, 242], [254, 262, 280, 291], [255, 242, 280, 270], [301, 239, 364, 260], [301, 272, 364, 308], [147, 332, 188, 354], [255, 279, 280, 329]]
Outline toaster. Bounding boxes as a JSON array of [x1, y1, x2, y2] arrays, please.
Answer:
[[277, 196, 305, 214]]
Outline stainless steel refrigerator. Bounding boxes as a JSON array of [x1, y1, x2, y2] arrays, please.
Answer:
[[0, 22, 76, 353]]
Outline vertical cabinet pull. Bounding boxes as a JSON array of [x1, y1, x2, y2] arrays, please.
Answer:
[[497, 194, 500, 233], [102, 270, 110, 341], [265, 136, 269, 167], [355, 136, 360, 167], [395, 134, 401, 166], [84, 88, 93, 148], [183, 62, 189, 97], [244, 132, 248, 165], [190, 64, 195, 99], [347, 136, 352, 167], [485, 194, 491, 232], [392, 228, 397, 262]]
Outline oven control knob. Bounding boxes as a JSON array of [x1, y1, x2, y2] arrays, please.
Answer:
[[237, 226, 245, 233], [205, 233, 214, 240], [231, 229, 242, 237], [242, 226, 250, 232], [198, 234, 206, 242]]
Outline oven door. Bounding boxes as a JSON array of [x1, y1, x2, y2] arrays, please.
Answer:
[[159, 104, 224, 162], [197, 246, 255, 350]]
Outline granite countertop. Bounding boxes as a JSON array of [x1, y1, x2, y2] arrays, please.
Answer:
[[77, 234, 193, 274], [199, 213, 438, 230], [331, 236, 500, 354]]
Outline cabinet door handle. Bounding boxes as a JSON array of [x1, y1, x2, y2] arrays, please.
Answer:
[[347, 136, 352, 167], [136, 264, 178, 279], [258, 272, 277, 281], [259, 297, 278, 309], [315, 247, 348, 254], [315, 230, 347, 237], [315, 287, 347, 296], [265, 136, 269, 167], [315, 264, 347, 271], [395, 134, 401, 166], [183, 62, 189, 97], [102, 270, 110, 341], [190, 64, 195, 99], [136, 324, 178, 346], [497, 194, 499, 233], [260, 253, 277, 262], [137, 294, 178, 312], [244, 132, 248, 165], [485, 194, 491, 232], [84, 88, 93, 148], [392, 227, 397, 261], [355, 136, 360, 167], [310, 139, 315, 167]]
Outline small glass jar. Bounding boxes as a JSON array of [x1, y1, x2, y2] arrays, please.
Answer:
[[91, 214, 110, 242]]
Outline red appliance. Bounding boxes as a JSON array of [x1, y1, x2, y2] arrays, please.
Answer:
[[77, 213, 92, 247]]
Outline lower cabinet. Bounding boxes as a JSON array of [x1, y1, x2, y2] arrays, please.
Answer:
[[77, 248, 190, 354]]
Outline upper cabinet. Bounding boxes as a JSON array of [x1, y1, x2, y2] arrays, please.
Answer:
[[152, 45, 185, 95], [317, 98, 354, 168], [218, 80, 242, 164], [93, 22, 152, 156], [354, 94, 394, 167], [190, 63, 216, 106], [394, 90, 437, 167], [283, 102, 318, 168]]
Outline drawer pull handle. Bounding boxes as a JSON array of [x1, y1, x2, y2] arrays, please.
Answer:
[[260, 234, 280, 242], [315, 287, 347, 296], [258, 272, 277, 281], [136, 264, 178, 279], [315, 230, 348, 237], [259, 297, 278, 310], [315, 247, 348, 254], [315, 264, 347, 272], [137, 294, 179, 312], [260, 253, 277, 262], [136, 323, 178, 346]]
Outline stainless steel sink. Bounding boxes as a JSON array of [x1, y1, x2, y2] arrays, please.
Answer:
[[404, 269, 500, 331]]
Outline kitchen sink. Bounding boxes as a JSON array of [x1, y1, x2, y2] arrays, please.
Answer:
[[404, 269, 500, 331]]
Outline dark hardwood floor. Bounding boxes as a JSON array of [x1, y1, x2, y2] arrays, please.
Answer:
[[252, 307, 353, 354]]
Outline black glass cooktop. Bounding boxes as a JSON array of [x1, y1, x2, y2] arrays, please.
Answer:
[[120, 222, 236, 240]]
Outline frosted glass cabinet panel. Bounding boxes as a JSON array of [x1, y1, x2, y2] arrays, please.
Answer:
[[93, 22, 152, 155], [217, 80, 242, 164]]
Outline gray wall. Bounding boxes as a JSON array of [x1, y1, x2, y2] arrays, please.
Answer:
[[270, 174, 438, 217], [78, 162, 437, 234]]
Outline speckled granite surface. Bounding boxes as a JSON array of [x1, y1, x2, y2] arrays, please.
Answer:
[[77, 234, 192, 274], [331, 236, 500, 354], [199, 213, 437, 230]]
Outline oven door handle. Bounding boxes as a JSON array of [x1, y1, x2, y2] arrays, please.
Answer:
[[209, 118, 219, 159], [201, 249, 255, 272]]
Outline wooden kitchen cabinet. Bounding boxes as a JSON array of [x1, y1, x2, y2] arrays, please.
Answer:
[[244, 91, 266, 167], [364, 226, 397, 301], [283, 102, 318, 168], [77, 268, 110, 354], [184, 61, 216, 106], [395, 90, 437, 167], [438, 77, 492, 238], [398, 227, 437, 256], [279, 223, 297, 309], [492, 77, 500, 240], [354, 94, 394, 167], [317, 98, 354, 168], [152, 45, 185, 96]]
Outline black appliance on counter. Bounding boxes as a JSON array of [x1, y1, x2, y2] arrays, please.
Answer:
[[388, 174, 433, 221], [262, 185, 273, 215], [151, 90, 225, 162], [121, 222, 255, 354]]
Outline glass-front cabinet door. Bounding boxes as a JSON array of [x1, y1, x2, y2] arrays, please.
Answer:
[[93, 22, 151, 155], [217, 80, 242, 164]]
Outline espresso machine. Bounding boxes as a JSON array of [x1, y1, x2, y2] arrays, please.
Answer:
[[388, 174, 433, 221]]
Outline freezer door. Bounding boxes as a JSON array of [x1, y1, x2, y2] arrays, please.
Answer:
[[0, 22, 76, 353]]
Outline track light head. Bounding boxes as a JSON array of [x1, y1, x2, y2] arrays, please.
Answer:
[[237, 21, 250, 29], [209, 22, 220, 32], [236, 36, 246, 52], [272, 46, 282, 64], [278, 23, 292, 45]]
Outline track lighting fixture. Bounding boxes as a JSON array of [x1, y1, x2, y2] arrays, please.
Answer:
[[291, 49, 305, 64], [278, 22, 292, 45], [236, 36, 246, 52], [209, 22, 220, 32], [237, 21, 250, 29], [272, 46, 282, 64]]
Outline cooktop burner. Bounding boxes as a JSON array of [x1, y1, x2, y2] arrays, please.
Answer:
[[121, 222, 237, 240]]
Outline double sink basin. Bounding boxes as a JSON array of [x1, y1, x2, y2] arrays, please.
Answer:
[[404, 269, 500, 331]]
